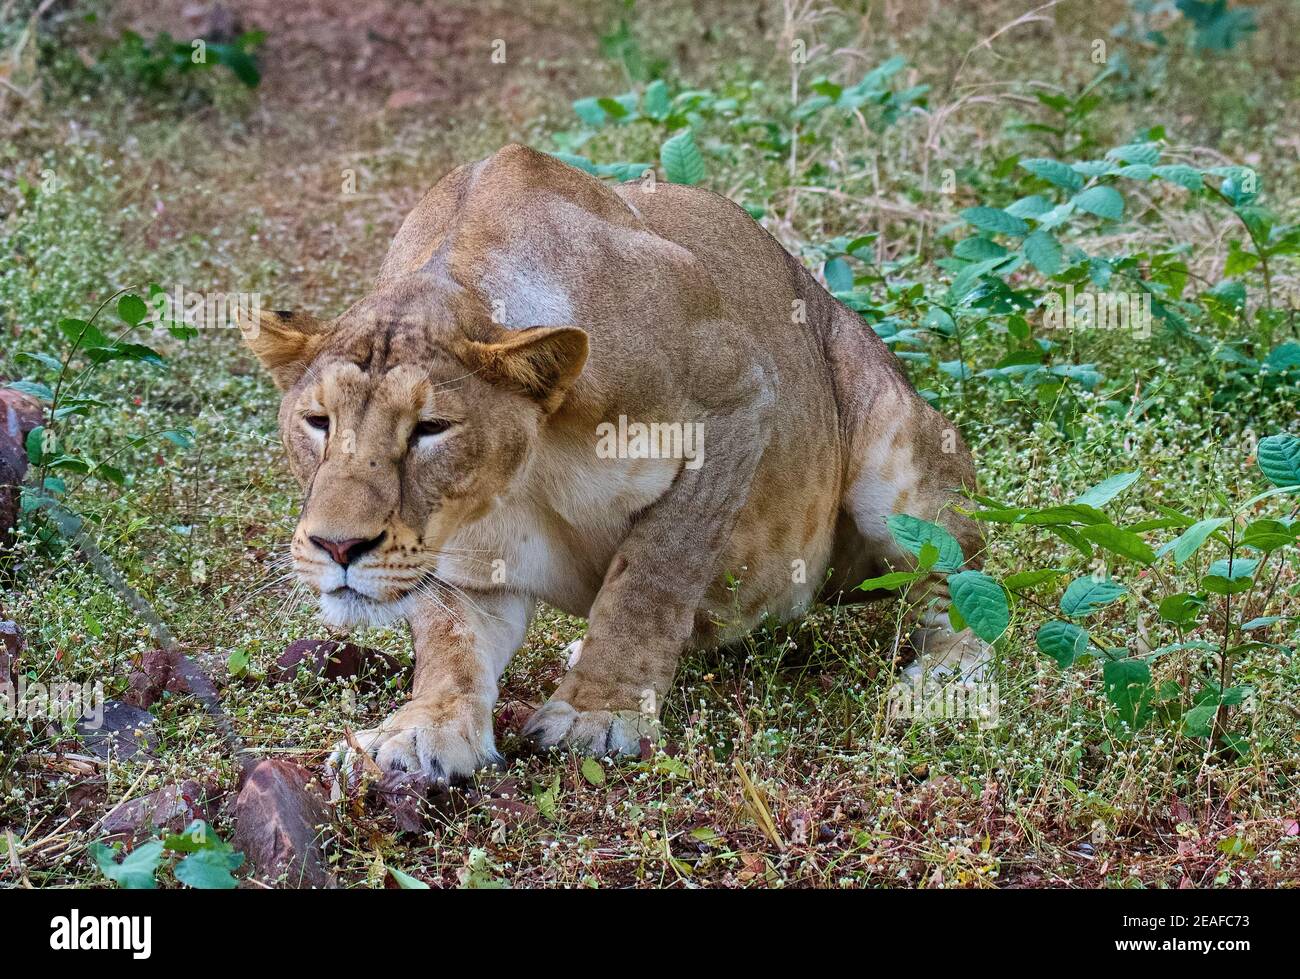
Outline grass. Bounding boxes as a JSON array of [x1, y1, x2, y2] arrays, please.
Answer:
[[1, 0, 1298, 888]]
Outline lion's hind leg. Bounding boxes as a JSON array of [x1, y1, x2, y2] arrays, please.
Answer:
[[835, 374, 991, 685]]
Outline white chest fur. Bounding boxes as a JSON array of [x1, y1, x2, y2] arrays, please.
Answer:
[[438, 431, 681, 616]]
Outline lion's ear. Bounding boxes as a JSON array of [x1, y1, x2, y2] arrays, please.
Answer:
[[238, 309, 328, 390], [460, 326, 589, 412]]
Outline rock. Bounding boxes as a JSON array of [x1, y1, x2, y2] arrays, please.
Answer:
[[100, 780, 208, 843], [270, 639, 401, 686], [374, 772, 538, 832], [123, 647, 188, 709], [374, 771, 439, 833], [76, 701, 156, 760], [231, 759, 335, 889], [494, 699, 537, 737], [0, 620, 21, 686], [0, 433, 26, 549], [0, 388, 44, 436]]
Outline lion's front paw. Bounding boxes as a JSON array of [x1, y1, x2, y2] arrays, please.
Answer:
[[326, 699, 499, 786], [521, 700, 657, 758]]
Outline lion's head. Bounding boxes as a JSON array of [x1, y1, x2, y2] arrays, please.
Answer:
[[240, 276, 587, 628]]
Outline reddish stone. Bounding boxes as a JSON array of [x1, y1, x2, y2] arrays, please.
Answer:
[[123, 647, 188, 709], [100, 780, 208, 842], [270, 639, 401, 685], [0, 620, 21, 686], [232, 758, 335, 889]]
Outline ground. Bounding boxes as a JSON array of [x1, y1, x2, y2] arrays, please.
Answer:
[[1, 0, 1298, 888]]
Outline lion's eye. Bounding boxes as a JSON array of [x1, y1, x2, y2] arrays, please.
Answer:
[[412, 419, 452, 440], [305, 415, 330, 432]]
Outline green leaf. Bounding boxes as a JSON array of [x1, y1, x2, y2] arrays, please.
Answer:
[[1206, 556, 1258, 580], [163, 819, 222, 852], [660, 129, 706, 185], [959, 206, 1029, 238], [46, 455, 92, 474], [1070, 185, 1124, 220], [389, 866, 431, 889], [7, 379, 54, 403], [1018, 158, 1083, 191], [1256, 434, 1300, 488], [1152, 164, 1203, 191], [1264, 342, 1300, 374], [1017, 504, 1110, 526], [1073, 470, 1140, 508], [1077, 524, 1156, 564], [1182, 703, 1217, 738], [823, 257, 854, 292], [1224, 240, 1260, 277], [642, 79, 671, 120], [1159, 592, 1205, 626], [227, 648, 250, 677], [954, 236, 1007, 261], [106, 342, 165, 367], [595, 96, 630, 119], [916, 541, 940, 571], [15, 350, 64, 372], [25, 426, 45, 465], [1060, 577, 1126, 617], [572, 97, 607, 126], [174, 848, 243, 889], [1205, 279, 1247, 310], [581, 757, 607, 786], [1005, 194, 1054, 218], [1036, 620, 1089, 667], [945, 571, 1009, 642], [92, 839, 163, 889], [1241, 616, 1281, 631], [1002, 569, 1065, 591], [1160, 516, 1228, 564], [1202, 556, 1258, 594], [210, 43, 260, 87], [1103, 659, 1155, 732], [857, 570, 924, 591], [885, 514, 965, 572], [57, 317, 109, 348], [95, 464, 127, 486], [1106, 142, 1160, 166], [117, 294, 149, 326], [1023, 230, 1062, 275], [1240, 518, 1295, 551]]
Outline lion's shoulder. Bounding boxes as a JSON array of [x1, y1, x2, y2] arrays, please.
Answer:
[[379, 144, 648, 282]]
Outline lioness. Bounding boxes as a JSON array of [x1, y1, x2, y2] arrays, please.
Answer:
[[242, 144, 986, 781]]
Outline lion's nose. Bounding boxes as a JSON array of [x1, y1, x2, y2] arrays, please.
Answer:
[[309, 532, 386, 567]]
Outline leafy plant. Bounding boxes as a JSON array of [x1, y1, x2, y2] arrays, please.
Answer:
[[92, 29, 264, 93], [860, 434, 1296, 753], [555, 56, 924, 191], [8, 286, 195, 517], [92, 820, 244, 889], [981, 439, 1295, 748]]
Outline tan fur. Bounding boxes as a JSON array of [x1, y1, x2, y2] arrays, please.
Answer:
[[242, 144, 984, 780]]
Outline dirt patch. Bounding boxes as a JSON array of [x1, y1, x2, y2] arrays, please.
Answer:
[[115, 0, 588, 117]]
